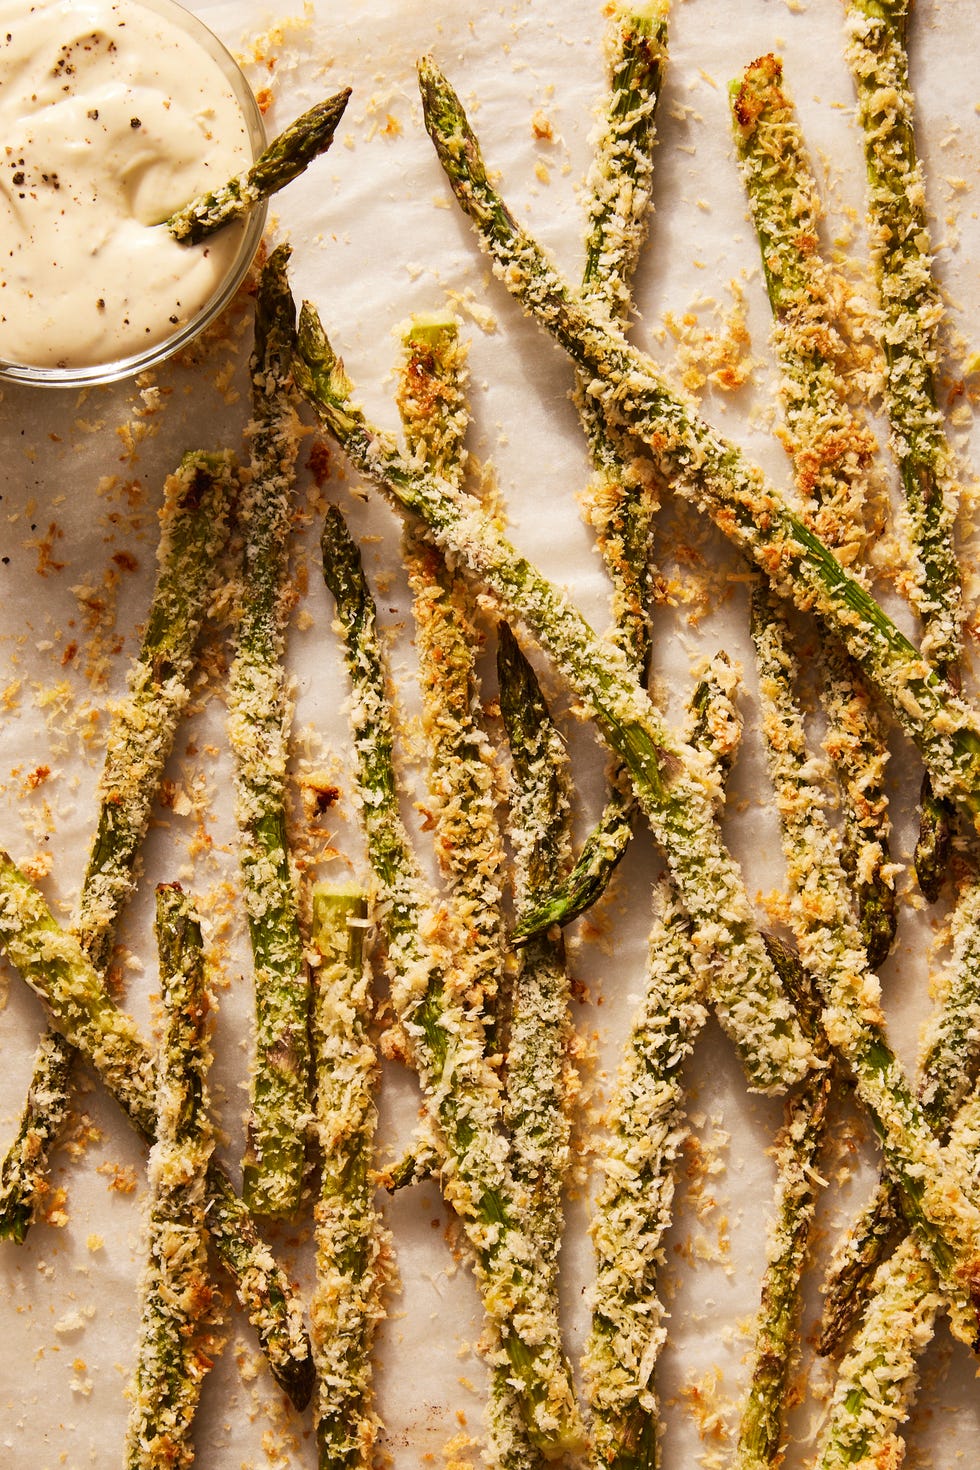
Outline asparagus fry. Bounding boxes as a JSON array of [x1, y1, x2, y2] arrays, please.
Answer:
[[0, 450, 238, 1242], [166, 91, 352, 245], [79, 452, 240, 969], [396, 314, 506, 1024], [587, 882, 705, 1470], [518, 1, 668, 940], [125, 885, 216, 1470], [497, 619, 573, 1270], [579, 0, 668, 672], [229, 244, 309, 1217], [734, 586, 844, 1470], [584, 652, 740, 1470], [815, 1234, 941, 1470], [309, 886, 387, 1470], [820, 873, 980, 1353], [580, 0, 668, 323], [730, 51, 896, 967], [844, 0, 960, 675], [397, 318, 569, 1468], [0, 849, 314, 1410], [491, 621, 575, 1470], [320, 503, 585, 1455], [414, 57, 980, 823], [845, 0, 961, 896], [297, 308, 812, 1096], [0, 1031, 73, 1243], [737, 1070, 835, 1470]]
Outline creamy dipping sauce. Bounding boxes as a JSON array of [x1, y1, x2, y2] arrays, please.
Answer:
[[0, 0, 255, 369]]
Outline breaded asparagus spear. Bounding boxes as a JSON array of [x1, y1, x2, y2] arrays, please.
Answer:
[[320, 503, 585, 1456], [125, 885, 216, 1470], [730, 52, 896, 967], [0, 849, 314, 1410], [815, 1235, 941, 1470], [296, 307, 813, 1097], [491, 621, 576, 1470], [734, 586, 842, 1470], [309, 885, 387, 1470], [843, 0, 961, 669], [845, 0, 961, 896], [166, 91, 351, 245], [0, 1033, 73, 1243], [0, 450, 238, 1242], [587, 883, 703, 1470], [397, 317, 563, 1468], [413, 58, 980, 822], [497, 619, 573, 1267], [584, 653, 740, 1470], [517, 0, 668, 939], [228, 244, 309, 1217], [396, 314, 506, 1026], [820, 873, 980, 1353]]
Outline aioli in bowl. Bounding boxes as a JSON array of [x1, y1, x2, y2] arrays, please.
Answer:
[[0, 0, 267, 386]]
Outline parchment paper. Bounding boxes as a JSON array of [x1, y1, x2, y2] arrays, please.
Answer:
[[1, 1, 979, 1466]]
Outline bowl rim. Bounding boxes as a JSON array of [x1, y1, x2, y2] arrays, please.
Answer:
[[0, 0, 268, 390]]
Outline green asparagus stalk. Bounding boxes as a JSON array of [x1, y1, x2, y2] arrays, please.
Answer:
[[730, 51, 896, 968], [228, 244, 309, 1218], [578, 0, 668, 671], [818, 651, 896, 970], [512, 790, 635, 943], [0, 849, 314, 1410], [586, 882, 704, 1470], [733, 586, 844, 1470], [819, 872, 980, 1353], [0, 449, 238, 1242], [845, 0, 961, 673], [379, 1146, 437, 1193], [845, 0, 961, 897], [497, 619, 573, 1271], [815, 1234, 941, 1470], [320, 503, 585, 1455], [737, 1075, 835, 1470], [297, 308, 813, 1097], [396, 317, 527, 1422], [79, 452, 240, 968], [0, 1033, 73, 1243], [492, 621, 575, 1470], [414, 57, 980, 823], [517, 1, 668, 940], [125, 885, 216, 1470], [584, 652, 740, 1470], [166, 91, 352, 245], [309, 885, 387, 1470], [397, 314, 506, 1025]]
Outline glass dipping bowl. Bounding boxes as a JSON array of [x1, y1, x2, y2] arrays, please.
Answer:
[[0, 0, 267, 388]]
